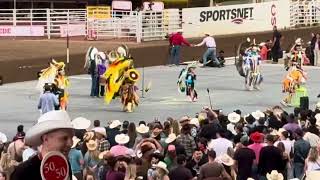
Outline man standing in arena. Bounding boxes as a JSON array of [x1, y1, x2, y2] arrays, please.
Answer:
[[195, 33, 221, 68], [271, 26, 282, 63], [168, 29, 191, 66]]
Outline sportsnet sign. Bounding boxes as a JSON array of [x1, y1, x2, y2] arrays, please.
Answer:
[[182, 0, 290, 38]]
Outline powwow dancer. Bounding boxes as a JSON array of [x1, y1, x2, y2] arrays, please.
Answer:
[[284, 38, 310, 70], [103, 45, 140, 112], [177, 62, 198, 102], [281, 63, 307, 107], [36, 59, 69, 110], [242, 42, 263, 91]]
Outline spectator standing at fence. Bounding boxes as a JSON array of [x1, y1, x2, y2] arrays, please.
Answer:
[[195, 33, 221, 68], [37, 84, 59, 114], [271, 26, 282, 64], [168, 29, 191, 66]]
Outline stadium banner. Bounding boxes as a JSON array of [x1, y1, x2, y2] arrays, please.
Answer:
[[60, 24, 86, 37], [182, 0, 290, 38], [0, 25, 44, 36]]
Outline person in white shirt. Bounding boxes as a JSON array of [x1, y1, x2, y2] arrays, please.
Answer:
[[207, 129, 233, 157], [195, 33, 221, 67]]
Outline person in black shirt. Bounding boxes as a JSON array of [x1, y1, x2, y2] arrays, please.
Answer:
[[169, 154, 193, 180], [11, 110, 74, 180], [271, 26, 282, 63], [258, 134, 284, 177], [307, 117, 319, 135], [186, 149, 208, 177]]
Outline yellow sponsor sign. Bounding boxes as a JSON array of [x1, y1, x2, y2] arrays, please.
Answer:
[[86, 6, 111, 19]]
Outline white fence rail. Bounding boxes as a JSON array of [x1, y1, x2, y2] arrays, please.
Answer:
[[0, 1, 320, 42]]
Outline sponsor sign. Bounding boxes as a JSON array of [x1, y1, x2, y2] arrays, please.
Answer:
[[40, 151, 69, 180], [60, 24, 86, 37], [182, 0, 290, 37], [87, 6, 111, 19], [0, 26, 44, 36], [143, 2, 164, 11]]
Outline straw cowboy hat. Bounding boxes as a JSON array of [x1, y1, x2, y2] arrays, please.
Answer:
[[154, 161, 169, 174], [315, 113, 320, 127], [266, 170, 284, 180], [72, 117, 91, 130], [190, 118, 200, 128], [109, 120, 122, 129], [216, 154, 234, 166], [165, 133, 177, 144], [86, 140, 98, 151], [92, 127, 107, 137], [136, 124, 149, 134], [83, 131, 95, 141], [25, 110, 73, 147], [204, 32, 211, 36], [71, 136, 81, 149], [315, 102, 320, 109], [228, 112, 241, 123], [252, 110, 265, 120], [179, 116, 191, 127], [0, 132, 7, 144], [305, 170, 320, 180], [295, 38, 302, 45], [115, 134, 130, 145], [176, 29, 183, 33]]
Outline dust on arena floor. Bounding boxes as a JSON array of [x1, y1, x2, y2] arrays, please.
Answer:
[[0, 26, 319, 83]]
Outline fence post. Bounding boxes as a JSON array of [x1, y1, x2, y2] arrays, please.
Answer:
[[136, 11, 142, 43], [13, 9, 16, 26], [46, 8, 51, 39]]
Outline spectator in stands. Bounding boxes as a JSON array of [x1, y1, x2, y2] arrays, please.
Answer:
[[93, 119, 100, 128], [168, 29, 191, 66], [11, 110, 74, 179], [37, 84, 59, 114], [69, 136, 84, 180], [198, 150, 231, 180], [107, 120, 122, 147], [7, 132, 25, 164], [293, 128, 311, 179], [0, 171, 6, 180], [13, 125, 24, 141], [168, 154, 193, 180]]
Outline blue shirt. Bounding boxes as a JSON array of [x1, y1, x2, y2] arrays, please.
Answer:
[[37, 91, 59, 114], [68, 148, 83, 173]]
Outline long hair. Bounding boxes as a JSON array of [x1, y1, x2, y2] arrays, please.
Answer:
[[163, 121, 171, 137], [127, 122, 137, 147], [308, 147, 319, 162], [171, 120, 180, 136]]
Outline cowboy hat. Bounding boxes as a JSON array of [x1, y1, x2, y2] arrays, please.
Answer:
[[0, 132, 7, 144], [83, 131, 95, 141], [154, 161, 169, 174], [176, 29, 183, 33], [25, 110, 73, 147], [86, 140, 98, 151], [190, 118, 199, 127], [115, 134, 130, 145], [305, 170, 320, 180], [136, 124, 149, 134], [250, 132, 264, 143], [71, 136, 81, 149], [316, 102, 320, 109], [72, 117, 91, 130], [315, 113, 320, 127], [179, 116, 190, 125], [92, 127, 106, 137], [295, 38, 302, 45], [228, 112, 241, 123], [165, 133, 177, 144], [109, 120, 122, 129], [216, 154, 234, 166], [252, 110, 265, 120], [204, 32, 211, 36], [266, 170, 284, 180]]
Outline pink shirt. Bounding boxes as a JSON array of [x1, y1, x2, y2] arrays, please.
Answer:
[[248, 143, 264, 164]]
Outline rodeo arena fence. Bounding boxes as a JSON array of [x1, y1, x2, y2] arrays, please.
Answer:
[[0, 0, 320, 42]]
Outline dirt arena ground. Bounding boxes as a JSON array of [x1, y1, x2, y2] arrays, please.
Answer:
[[0, 26, 318, 83]]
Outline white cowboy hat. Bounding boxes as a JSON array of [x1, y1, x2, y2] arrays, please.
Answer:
[[306, 170, 320, 180], [97, 51, 106, 60], [109, 120, 122, 129], [83, 131, 95, 141], [204, 32, 211, 36], [266, 170, 284, 180], [216, 154, 234, 166], [252, 110, 265, 120], [136, 124, 149, 134], [92, 127, 107, 137], [315, 113, 320, 127], [316, 102, 320, 109], [295, 38, 302, 45], [72, 117, 91, 130], [190, 118, 200, 127], [71, 136, 81, 149], [0, 132, 7, 144], [165, 133, 177, 144], [247, 37, 251, 42], [115, 134, 129, 145], [176, 29, 183, 33], [154, 161, 169, 174], [86, 139, 98, 151], [227, 112, 241, 123], [25, 110, 73, 147]]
